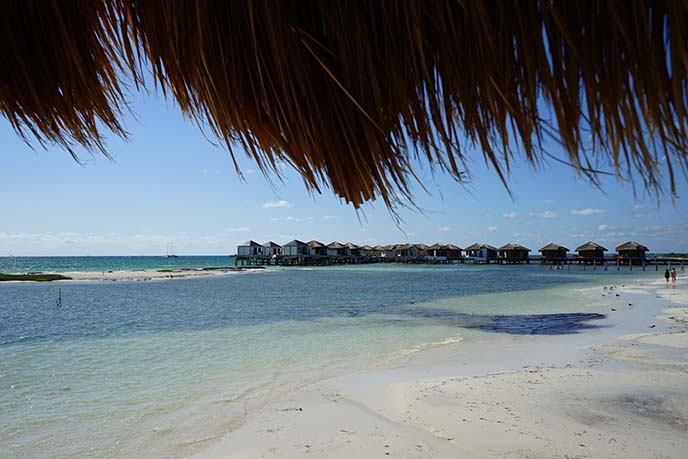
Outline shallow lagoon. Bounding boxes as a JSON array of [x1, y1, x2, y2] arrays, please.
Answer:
[[0, 263, 658, 458]]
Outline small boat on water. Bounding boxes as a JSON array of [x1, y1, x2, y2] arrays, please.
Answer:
[[166, 243, 178, 258]]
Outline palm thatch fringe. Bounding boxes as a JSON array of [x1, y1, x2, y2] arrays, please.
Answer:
[[1, 1, 687, 207]]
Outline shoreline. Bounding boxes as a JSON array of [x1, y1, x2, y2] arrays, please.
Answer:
[[195, 275, 688, 459], [0, 266, 265, 283]]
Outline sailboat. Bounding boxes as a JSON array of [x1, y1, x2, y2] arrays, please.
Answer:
[[166, 242, 179, 258]]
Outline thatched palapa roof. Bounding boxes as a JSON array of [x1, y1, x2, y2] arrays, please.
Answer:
[[499, 243, 531, 252], [465, 243, 498, 251], [2, 1, 688, 208], [539, 243, 570, 252], [616, 241, 649, 251], [576, 242, 608, 252]]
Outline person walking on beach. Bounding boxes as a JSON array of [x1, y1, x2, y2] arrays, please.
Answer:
[[664, 268, 670, 283], [671, 267, 677, 283]]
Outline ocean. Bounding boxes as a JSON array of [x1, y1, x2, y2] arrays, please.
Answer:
[[0, 260, 658, 458], [0, 256, 236, 274]]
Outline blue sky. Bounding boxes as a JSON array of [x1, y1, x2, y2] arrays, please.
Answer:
[[1, 89, 686, 256]]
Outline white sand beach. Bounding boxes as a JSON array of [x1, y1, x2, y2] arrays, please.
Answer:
[[196, 276, 688, 459], [58, 267, 263, 282]]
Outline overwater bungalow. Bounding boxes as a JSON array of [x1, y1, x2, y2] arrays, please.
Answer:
[[380, 245, 397, 258], [326, 242, 347, 257], [539, 243, 570, 264], [395, 244, 420, 259], [426, 243, 445, 259], [361, 245, 378, 257], [261, 241, 282, 257], [575, 242, 607, 263], [426, 243, 462, 260], [416, 244, 430, 258], [345, 242, 361, 257], [445, 244, 462, 259], [615, 241, 649, 265], [497, 243, 531, 263], [237, 240, 263, 257], [464, 243, 498, 262], [306, 240, 327, 256], [283, 239, 309, 256]]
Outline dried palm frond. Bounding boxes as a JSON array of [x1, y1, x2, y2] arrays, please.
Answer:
[[1, 1, 687, 207]]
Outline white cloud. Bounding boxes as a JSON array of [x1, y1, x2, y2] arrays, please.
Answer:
[[570, 208, 604, 216], [262, 200, 291, 209], [598, 224, 610, 231], [543, 199, 556, 205], [437, 226, 451, 232], [487, 226, 498, 232], [633, 203, 643, 211], [228, 226, 250, 232], [246, 168, 256, 175], [530, 210, 559, 219], [322, 215, 336, 220], [503, 211, 518, 219]]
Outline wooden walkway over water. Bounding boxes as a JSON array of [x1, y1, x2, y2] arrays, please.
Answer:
[[235, 255, 686, 269]]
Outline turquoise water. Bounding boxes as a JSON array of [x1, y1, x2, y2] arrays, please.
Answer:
[[0, 256, 236, 274], [0, 262, 657, 458]]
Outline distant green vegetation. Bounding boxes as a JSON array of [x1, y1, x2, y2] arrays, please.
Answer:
[[156, 269, 175, 273], [0, 273, 71, 282], [662, 253, 688, 259]]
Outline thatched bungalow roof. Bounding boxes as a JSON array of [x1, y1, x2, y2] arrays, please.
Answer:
[[262, 241, 281, 248], [576, 242, 608, 252], [327, 241, 346, 249], [345, 242, 360, 249], [539, 243, 570, 252], [446, 244, 462, 251], [428, 243, 444, 250], [284, 239, 307, 247], [465, 243, 498, 251], [306, 240, 325, 248], [361, 245, 374, 251], [498, 243, 531, 252], [616, 241, 649, 251], [3, 1, 687, 208]]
